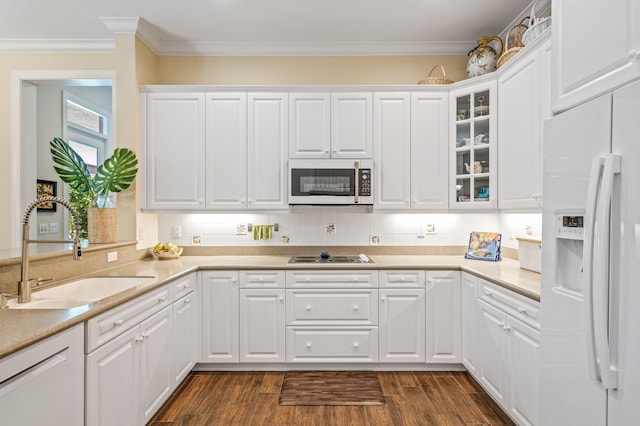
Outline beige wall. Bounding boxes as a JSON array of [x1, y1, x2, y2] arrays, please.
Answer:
[[155, 55, 468, 85]]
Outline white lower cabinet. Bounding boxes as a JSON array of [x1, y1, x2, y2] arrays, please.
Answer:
[[239, 271, 286, 363], [425, 271, 461, 364], [476, 279, 540, 426], [85, 274, 198, 426], [461, 272, 481, 376], [172, 290, 199, 385], [379, 270, 426, 363], [201, 271, 239, 362], [0, 324, 84, 426], [285, 270, 379, 363]]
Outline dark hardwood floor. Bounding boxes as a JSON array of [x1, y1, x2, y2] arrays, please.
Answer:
[[149, 371, 514, 426]]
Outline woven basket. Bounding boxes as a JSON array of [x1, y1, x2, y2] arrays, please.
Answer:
[[418, 65, 454, 85], [522, 0, 552, 46], [496, 21, 528, 69]]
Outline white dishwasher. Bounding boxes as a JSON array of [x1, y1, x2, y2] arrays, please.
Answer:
[[0, 324, 84, 426]]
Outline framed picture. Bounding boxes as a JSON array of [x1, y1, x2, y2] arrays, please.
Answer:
[[36, 179, 57, 212], [465, 231, 502, 261]]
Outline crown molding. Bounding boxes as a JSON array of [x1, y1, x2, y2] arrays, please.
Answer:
[[0, 39, 115, 53], [0, 15, 472, 56], [99, 17, 141, 34]]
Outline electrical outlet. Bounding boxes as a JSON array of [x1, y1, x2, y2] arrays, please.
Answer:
[[107, 251, 118, 262], [49, 222, 59, 234], [39, 223, 49, 235], [172, 225, 182, 238], [236, 224, 247, 235]]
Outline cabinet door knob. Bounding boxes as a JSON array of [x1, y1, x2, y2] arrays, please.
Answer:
[[279, 296, 284, 302], [306, 305, 312, 311], [135, 336, 144, 343], [306, 342, 312, 348], [381, 296, 386, 302], [353, 342, 359, 348], [497, 321, 505, 328], [518, 307, 527, 314], [353, 305, 359, 311], [485, 290, 493, 297], [184, 298, 191, 304], [114, 319, 124, 327], [159, 296, 167, 303]]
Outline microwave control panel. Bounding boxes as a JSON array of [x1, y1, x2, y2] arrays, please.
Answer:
[[359, 169, 371, 196]]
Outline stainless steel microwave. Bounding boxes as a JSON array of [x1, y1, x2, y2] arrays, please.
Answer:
[[288, 159, 373, 205]]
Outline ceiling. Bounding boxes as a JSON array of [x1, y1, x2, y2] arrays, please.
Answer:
[[0, 0, 538, 56]]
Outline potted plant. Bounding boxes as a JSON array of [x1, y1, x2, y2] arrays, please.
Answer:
[[49, 137, 138, 243]]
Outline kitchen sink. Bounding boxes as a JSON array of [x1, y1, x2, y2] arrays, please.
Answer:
[[6, 276, 156, 310], [288, 254, 372, 264]]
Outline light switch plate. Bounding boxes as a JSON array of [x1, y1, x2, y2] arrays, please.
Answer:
[[49, 222, 59, 234]]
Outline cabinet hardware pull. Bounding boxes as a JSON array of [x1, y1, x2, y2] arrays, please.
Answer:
[[518, 307, 527, 314], [159, 296, 167, 303], [114, 320, 124, 326], [184, 298, 191, 304], [135, 336, 144, 343]]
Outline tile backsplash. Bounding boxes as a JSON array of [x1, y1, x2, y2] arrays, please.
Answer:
[[156, 210, 541, 250]]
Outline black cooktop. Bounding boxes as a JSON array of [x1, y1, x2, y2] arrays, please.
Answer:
[[288, 254, 372, 264]]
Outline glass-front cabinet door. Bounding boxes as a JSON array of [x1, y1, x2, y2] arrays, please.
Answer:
[[449, 80, 497, 209]]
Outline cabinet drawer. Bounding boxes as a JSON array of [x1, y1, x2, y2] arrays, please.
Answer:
[[286, 270, 378, 288], [286, 327, 378, 362], [86, 285, 171, 353], [240, 270, 285, 288], [286, 289, 378, 325], [479, 281, 540, 330], [379, 270, 426, 288], [173, 274, 196, 300]]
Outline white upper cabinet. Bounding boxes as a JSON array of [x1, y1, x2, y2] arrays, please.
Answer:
[[290, 92, 372, 158], [373, 92, 411, 210], [143, 93, 206, 210], [331, 92, 373, 158], [552, 0, 640, 112], [205, 92, 247, 209], [449, 80, 498, 209], [247, 93, 289, 210], [498, 37, 551, 210], [410, 92, 449, 210], [289, 93, 331, 158]]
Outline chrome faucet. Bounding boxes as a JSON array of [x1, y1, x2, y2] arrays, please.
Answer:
[[19, 196, 82, 303]]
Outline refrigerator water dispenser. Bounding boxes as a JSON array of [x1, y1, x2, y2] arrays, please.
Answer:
[[555, 213, 585, 293]]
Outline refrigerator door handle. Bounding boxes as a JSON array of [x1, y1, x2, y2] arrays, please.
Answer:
[[583, 156, 604, 383], [592, 153, 621, 390]]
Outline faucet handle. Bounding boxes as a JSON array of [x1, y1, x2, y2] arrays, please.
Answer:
[[74, 239, 82, 260], [35, 277, 54, 287]]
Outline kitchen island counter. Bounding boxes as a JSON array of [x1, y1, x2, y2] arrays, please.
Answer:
[[0, 254, 539, 358]]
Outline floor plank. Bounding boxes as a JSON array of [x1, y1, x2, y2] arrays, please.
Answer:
[[149, 371, 515, 426]]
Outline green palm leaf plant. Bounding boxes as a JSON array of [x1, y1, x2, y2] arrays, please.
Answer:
[[50, 137, 138, 208]]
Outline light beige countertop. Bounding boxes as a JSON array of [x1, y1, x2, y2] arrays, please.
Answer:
[[0, 254, 540, 359]]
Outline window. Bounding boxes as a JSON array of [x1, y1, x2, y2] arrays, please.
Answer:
[[62, 90, 112, 238]]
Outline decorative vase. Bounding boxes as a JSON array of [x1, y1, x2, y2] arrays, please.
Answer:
[[88, 207, 117, 243], [466, 36, 504, 78]]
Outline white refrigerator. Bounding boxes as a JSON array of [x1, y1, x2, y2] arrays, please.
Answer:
[[540, 79, 640, 425]]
